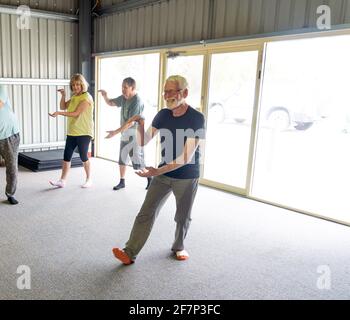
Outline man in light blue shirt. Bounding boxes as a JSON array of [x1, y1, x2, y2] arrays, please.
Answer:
[[0, 84, 20, 205]]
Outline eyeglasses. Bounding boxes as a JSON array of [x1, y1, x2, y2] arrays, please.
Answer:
[[162, 89, 183, 96]]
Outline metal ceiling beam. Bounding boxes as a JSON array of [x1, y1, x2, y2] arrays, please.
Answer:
[[79, 0, 94, 155], [79, 0, 93, 85], [96, 0, 165, 16], [0, 4, 78, 22]]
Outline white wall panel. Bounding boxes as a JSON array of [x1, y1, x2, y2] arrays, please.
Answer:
[[0, 10, 78, 149], [0, 15, 78, 78], [2, 84, 70, 148], [30, 18, 39, 78], [21, 25, 31, 78], [1, 13, 12, 77]]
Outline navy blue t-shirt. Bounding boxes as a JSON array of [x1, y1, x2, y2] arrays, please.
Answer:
[[152, 106, 206, 179]]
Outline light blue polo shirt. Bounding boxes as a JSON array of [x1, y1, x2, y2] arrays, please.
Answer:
[[0, 85, 20, 140]]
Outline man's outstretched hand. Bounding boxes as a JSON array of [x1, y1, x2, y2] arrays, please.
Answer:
[[135, 167, 159, 178], [105, 130, 119, 139], [98, 90, 107, 97]]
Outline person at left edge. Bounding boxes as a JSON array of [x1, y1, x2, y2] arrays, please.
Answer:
[[0, 84, 20, 205]]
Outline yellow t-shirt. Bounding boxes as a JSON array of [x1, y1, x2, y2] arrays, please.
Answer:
[[67, 92, 94, 138]]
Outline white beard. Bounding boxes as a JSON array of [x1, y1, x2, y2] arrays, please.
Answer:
[[166, 97, 185, 110]]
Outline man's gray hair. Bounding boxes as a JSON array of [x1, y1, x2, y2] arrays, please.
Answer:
[[123, 77, 137, 89], [166, 75, 189, 90]]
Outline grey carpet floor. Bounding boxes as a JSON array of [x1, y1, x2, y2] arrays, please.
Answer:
[[0, 158, 349, 300]]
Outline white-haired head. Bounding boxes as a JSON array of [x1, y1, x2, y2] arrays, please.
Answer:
[[165, 75, 189, 90]]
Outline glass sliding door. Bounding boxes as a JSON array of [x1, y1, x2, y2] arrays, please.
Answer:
[[96, 53, 160, 167], [203, 48, 260, 191], [252, 35, 350, 223]]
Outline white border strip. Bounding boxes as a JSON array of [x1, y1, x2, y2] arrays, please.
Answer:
[[0, 4, 78, 22], [19, 141, 66, 150], [0, 78, 70, 86]]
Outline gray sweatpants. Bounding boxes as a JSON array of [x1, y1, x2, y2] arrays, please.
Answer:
[[124, 175, 199, 261], [0, 133, 20, 197]]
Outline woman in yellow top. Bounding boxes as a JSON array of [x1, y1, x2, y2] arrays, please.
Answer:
[[49, 74, 94, 188]]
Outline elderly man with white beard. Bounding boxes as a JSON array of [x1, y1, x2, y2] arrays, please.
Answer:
[[112, 75, 206, 265]]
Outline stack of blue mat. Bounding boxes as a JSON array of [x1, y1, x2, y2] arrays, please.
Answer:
[[19, 149, 83, 172]]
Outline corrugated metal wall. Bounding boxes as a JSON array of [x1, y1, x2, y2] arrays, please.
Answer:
[[94, 0, 211, 52], [0, 4, 79, 149], [213, 0, 350, 38], [94, 0, 350, 52]]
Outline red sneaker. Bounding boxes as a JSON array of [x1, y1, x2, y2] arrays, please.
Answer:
[[112, 248, 134, 265]]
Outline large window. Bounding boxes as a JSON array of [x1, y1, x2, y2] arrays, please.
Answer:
[[94, 31, 350, 225], [251, 35, 350, 222], [203, 49, 259, 190]]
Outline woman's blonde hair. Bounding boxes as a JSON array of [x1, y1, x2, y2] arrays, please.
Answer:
[[70, 74, 89, 92]]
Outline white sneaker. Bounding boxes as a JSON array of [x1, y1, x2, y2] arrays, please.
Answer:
[[81, 180, 92, 188], [49, 179, 66, 188], [175, 250, 189, 261]]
